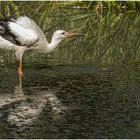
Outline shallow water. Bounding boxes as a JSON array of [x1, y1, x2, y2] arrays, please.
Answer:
[[1, 2, 140, 138], [0, 63, 140, 138]]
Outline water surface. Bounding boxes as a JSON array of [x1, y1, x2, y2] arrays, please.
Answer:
[[0, 63, 140, 138]]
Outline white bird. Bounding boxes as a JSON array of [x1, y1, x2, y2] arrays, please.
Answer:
[[0, 16, 82, 87]]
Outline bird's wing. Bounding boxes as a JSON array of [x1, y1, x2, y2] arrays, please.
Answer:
[[13, 16, 48, 47], [0, 36, 19, 51], [0, 16, 39, 46], [0, 25, 5, 34], [8, 18, 38, 46], [0, 24, 19, 50], [0, 16, 48, 51]]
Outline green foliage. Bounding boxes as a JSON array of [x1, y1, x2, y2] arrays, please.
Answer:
[[0, 1, 140, 66]]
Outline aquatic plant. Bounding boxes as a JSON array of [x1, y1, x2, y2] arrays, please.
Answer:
[[0, 1, 140, 66]]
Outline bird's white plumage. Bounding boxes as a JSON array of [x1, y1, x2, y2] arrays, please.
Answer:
[[9, 22, 38, 46], [0, 36, 18, 50], [13, 16, 48, 47], [0, 36, 27, 61], [14, 16, 33, 28], [0, 25, 5, 32]]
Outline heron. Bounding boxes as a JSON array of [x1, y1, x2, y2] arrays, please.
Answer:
[[0, 16, 82, 87]]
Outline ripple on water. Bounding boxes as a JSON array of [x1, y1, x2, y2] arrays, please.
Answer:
[[0, 65, 140, 138]]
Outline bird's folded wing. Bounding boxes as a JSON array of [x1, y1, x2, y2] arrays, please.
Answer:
[[8, 22, 38, 46]]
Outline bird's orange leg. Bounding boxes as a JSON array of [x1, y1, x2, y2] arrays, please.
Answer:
[[18, 61, 24, 88]]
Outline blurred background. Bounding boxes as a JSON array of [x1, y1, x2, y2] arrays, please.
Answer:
[[0, 1, 140, 66]]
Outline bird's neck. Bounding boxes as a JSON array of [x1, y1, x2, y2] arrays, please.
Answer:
[[48, 38, 62, 52]]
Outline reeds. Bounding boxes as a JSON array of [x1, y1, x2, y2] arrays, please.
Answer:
[[0, 1, 140, 66]]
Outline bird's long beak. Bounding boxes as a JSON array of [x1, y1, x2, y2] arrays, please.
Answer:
[[66, 32, 84, 37]]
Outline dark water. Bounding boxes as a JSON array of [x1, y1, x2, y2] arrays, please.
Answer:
[[0, 63, 140, 138]]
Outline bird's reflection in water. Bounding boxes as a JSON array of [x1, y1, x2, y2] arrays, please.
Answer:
[[0, 82, 65, 126]]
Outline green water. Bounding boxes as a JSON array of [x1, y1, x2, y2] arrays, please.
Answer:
[[1, 3, 140, 138]]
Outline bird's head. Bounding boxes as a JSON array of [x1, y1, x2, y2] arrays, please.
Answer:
[[52, 30, 83, 41], [49, 30, 83, 52]]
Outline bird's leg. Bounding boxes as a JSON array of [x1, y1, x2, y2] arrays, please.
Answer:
[[18, 60, 24, 88]]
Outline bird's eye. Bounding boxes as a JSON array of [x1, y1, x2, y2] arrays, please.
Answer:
[[61, 32, 65, 35]]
